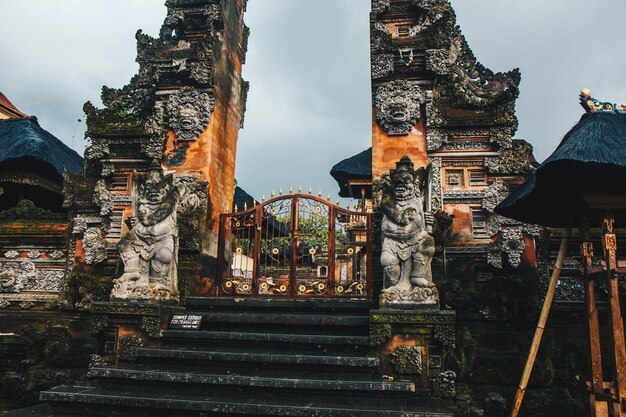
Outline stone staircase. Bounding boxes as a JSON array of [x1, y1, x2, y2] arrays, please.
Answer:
[[19, 298, 454, 417]]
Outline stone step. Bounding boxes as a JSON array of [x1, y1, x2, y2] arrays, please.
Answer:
[[3, 403, 77, 417], [162, 329, 370, 346], [89, 365, 415, 392], [184, 297, 373, 313], [198, 311, 370, 327], [137, 347, 380, 368], [41, 385, 454, 417]]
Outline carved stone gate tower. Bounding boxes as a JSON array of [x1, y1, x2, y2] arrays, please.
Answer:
[[367, 0, 540, 400], [66, 0, 249, 301]]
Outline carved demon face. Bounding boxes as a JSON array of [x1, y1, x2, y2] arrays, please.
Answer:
[[375, 81, 425, 136], [383, 98, 412, 124], [166, 87, 215, 141], [143, 171, 170, 203], [391, 172, 416, 200], [178, 103, 199, 132]]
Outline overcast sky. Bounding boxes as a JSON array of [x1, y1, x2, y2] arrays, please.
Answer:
[[1, 0, 625, 201]]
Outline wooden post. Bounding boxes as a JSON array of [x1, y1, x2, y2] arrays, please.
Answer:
[[581, 220, 609, 417], [510, 227, 572, 417], [601, 214, 626, 417]]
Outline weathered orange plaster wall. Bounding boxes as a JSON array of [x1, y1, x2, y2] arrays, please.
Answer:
[[372, 113, 428, 180], [163, 0, 246, 260]]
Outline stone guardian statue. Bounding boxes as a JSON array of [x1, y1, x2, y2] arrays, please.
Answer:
[[111, 161, 179, 302], [377, 156, 438, 307]]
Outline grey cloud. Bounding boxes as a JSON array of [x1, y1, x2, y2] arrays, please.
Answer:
[[1, 0, 624, 201]]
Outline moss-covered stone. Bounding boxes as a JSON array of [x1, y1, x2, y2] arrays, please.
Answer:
[[369, 323, 392, 347], [392, 345, 422, 374]]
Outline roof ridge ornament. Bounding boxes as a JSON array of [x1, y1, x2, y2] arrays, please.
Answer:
[[579, 88, 626, 113]]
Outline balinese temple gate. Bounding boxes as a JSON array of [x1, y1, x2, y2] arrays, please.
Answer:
[[1, 1, 617, 417]]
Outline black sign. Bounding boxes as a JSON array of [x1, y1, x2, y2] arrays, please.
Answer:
[[169, 314, 203, 330]]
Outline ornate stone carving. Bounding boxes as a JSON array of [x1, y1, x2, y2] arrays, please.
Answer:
[[143, 135, 166, 160], [443, 190, 485, 200], [190, 61, 212, 84], [0, 300, 10, 309], [426, 127, 447, 151], [370, 323, 392, 347], [441, 140, 491, 152], [88, 354, 105, 372], [0, 261, 64, 293], [27, 250, 41, 259], [371, 53, 394, 80], [434, 324, 456, 349], [432, 370, 456, 398], [19, 301, 35, 309], [426, 49, 452, 75], [142, 316, 162, 338], [89, 316, 109, 336], [72, 215, 102, 235], [392, 345, 423, 374], [482, 180, 508, 213], [371, 0, 390, 14], [111, 162, 179, 302], [376, 157, 438, 307], [175, 175, 208, 215], [101, 163, 115, 177], [407, 0, 452, 35], [374, 81, 425, 136], [426, 100, 445, 128], [427, 157, 443, 212], [487, 214, 542, 269], [175, 175, 209, 251], [83, 227, 107, 265], [49, 250, 65, 260], [166, 87, 215, 141], [118, 335, 143, 361], [4, 250, 19, 259], [62, 171, 75, 208], [484, 140, 535, 175], [84, 140, 110, 161], [93, 180, 113, 216], [430, 34, 521, 109]]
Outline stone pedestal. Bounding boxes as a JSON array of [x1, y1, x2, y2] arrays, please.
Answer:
[[370, 308, 456, 398]]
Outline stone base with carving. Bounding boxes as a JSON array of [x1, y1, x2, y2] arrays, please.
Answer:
[[380, 284, 439, 308], [110, 278, 178, 303], [370, 308, 457, 399]]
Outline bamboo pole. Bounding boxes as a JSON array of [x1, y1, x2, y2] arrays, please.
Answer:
[[510, 226, 572, 417]]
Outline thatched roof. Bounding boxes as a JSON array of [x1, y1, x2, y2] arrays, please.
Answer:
[[330, 147, 372, 197], [0, 118, 83, 175], [496, 111, 626, 227]]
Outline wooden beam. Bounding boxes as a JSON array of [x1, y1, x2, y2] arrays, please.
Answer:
[[581, 221, 609, 417], [601, 214, 626, 416], [510, 227, 572, 417]]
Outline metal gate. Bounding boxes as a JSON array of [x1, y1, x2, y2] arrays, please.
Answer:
[[216, 194, 371, 298]]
